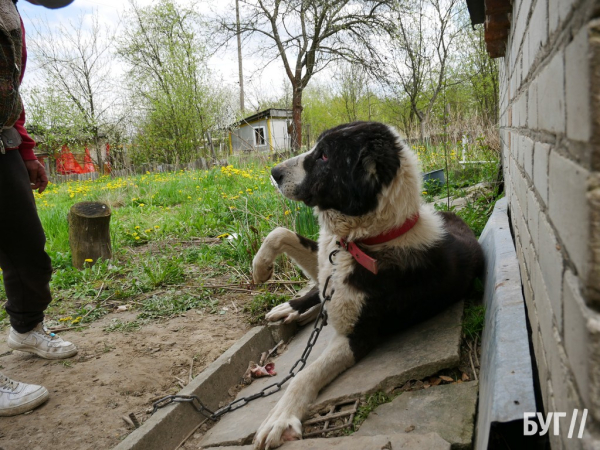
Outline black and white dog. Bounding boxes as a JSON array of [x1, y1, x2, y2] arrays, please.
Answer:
[[252, 122, 483, 449]]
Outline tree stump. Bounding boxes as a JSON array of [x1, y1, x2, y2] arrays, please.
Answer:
[[68, 202, 112, 269]]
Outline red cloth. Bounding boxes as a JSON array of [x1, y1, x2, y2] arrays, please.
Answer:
[[56, 145, 83, 174], [13, 17, 36, 161], [83, 147, 95, 173]]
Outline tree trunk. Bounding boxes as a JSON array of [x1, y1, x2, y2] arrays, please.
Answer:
[[206, 131, 217, 161], [68, 202, 112, 269], [236, 0, 245, 113], [291, 87, 303, 153]]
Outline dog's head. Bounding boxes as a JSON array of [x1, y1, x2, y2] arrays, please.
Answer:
[[272, 122, 406, 217]]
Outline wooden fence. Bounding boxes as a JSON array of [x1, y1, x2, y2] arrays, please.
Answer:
[[48, 157, 228, 185]]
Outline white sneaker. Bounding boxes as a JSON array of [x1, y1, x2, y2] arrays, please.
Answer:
[[8, 323, 78, 359], [0, 372, 49, 416]]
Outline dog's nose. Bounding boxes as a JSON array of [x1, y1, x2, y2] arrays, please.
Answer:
[[271, 165, 285, 185]]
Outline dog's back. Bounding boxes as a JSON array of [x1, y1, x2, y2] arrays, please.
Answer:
[[344, 211, 484, 359]]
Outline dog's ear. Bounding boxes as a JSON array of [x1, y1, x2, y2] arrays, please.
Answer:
[[356, 138, 401, 186], [360, 151, 379, 181]]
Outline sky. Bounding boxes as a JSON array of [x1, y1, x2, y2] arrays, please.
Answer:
[[16, 0, 288, 112]]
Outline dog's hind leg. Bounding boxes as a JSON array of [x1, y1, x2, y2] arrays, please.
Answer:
[[253, 227, 318, 283], [266, 286, 321, 325], [253, 333, 355, 449]]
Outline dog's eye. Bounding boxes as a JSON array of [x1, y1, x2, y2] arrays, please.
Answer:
[[320, 154, 328, 161]]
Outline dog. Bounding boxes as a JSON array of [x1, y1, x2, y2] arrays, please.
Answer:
[[251, 121, 483, 449]]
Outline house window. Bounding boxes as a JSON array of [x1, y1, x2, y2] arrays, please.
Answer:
[[254, 126, 266, 146]]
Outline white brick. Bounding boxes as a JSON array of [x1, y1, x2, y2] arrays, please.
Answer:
[[524, 275, 538, 345], [538, 211, 564, 333], [528, 79, 538, 130], [510, 69, 517, 103], [523, 225, 535, 278], [516, 94, 527, 127], [536, 334, 550, 412], [566, 26, 591, 142], [530, 260, 561, 414], [513, 132, 522, 166], [514, 163, 529, 220], [523, 273, 534, 311], [522, 135, 534, 179], [523, 32, 531, 80], [563, 270, 592, 411], [533, 142, 550, 205], [538, 50, 566, 134], [562, 273, 600, 424], [531, 256, 553, 338], [546, 329, 572, 414], [527, 188, 541, 250], [529, 0, 548, 57], [549, 0, 575, 36], [515, 55, 523, 91], [512, 0, 530, 56], [548, 151, 590, 278]]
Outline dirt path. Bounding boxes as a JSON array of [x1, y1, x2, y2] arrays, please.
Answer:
[[0, 300, 253, 450]]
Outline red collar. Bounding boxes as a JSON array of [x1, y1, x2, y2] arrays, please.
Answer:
[[339, 213, 420, 275]]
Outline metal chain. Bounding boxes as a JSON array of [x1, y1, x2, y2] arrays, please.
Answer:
[[151, 268, 336, 421]]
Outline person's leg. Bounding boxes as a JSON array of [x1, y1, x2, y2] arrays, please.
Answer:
[[0, 150, 52, 332], [0, 150, 76, 359]]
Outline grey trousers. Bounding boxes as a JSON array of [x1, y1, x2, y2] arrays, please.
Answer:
[[0, 150, 52, 332]]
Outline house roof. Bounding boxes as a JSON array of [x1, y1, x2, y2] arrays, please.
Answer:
[[465, 0, 485, 25], [230, 108, 293, 128], [464, 0, 512, 58]]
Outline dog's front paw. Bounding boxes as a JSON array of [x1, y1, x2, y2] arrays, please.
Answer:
[[252, 255, 274, 284], [253, 413, 302, 449], [265, 303, 298, 323]]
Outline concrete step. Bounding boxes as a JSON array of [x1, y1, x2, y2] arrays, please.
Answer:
[[200, 301, 464, 448], [356, 381, 479, 449], [206, 432, 451, 449]]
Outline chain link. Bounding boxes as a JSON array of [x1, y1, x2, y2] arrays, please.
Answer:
[[152, 263, 336, 421]]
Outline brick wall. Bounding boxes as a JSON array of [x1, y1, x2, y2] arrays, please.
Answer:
[[499, 0, 600, 447]]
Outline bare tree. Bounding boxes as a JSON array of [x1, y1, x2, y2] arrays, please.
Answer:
[[385, 0, 464, 140], [334, 63, 369, 122], [28, 11, 119, 172], [217, 0, 394, 152]]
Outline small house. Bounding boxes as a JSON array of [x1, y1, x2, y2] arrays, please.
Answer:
[[229, 108, 293, 153]]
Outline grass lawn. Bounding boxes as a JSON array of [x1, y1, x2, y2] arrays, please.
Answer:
[[0, 142, 501, 331]]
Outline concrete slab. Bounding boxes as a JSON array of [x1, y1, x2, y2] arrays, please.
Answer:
[[356, 381, 479, 449], [475, 198, 536, 449], [207, 432, 451, 450], [114, 326, 276, 450], [200, 301, 463, 448]]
